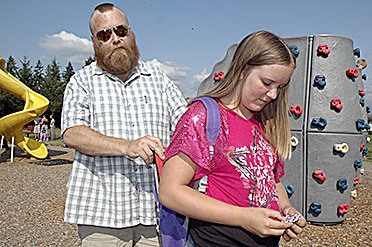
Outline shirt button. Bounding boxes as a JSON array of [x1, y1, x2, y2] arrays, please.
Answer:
[[132, 123, 135, 127]]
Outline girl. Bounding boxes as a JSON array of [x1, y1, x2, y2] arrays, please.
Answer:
[[39, 116, 49, 143], [159, 31, 306, 246]]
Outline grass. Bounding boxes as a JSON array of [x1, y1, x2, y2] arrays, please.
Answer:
[[365, 133, 372, 158], [22, 127, 65, 147]]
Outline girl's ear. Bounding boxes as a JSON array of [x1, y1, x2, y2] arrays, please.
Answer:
[[239, 65, 248, 81], [239, 71, 244, 80]]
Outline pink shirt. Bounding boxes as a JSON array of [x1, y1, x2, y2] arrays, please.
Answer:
[[165, 101, 284, 211]]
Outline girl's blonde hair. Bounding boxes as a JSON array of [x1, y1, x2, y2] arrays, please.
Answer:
[[199, 31, 296, 159]]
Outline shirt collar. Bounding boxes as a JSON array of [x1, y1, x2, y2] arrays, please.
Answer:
[[92, 61, 151, 84]]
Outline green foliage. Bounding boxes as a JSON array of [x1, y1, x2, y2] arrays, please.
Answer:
[[18, 56, 34, 89], [84, 56, 95, 67], [0, 56, 23, 117], [32, 60, 45, 92], [1, 56, 78, 127], [365, 134, 372, 157]]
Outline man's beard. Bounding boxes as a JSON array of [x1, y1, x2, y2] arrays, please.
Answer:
[[94, 35, 140, 75]]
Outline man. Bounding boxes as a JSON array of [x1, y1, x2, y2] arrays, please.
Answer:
[[61, 3, 186, 246]]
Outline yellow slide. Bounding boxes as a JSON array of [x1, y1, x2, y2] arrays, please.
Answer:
[[0, 56, 49, 159]]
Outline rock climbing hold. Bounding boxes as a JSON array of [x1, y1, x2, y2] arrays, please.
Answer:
[[312, 117, 327, 128], [290, 136, 299, 147], [284, 184, 295, 197], [356, 119, 365, 131], [353, 177, 360, 186], [366, 106, 371, 113], [289, 45, 300, 57], [358, 89, 366, 97], [314, 75, 326, 89], [290, 105, 303, 116], [354, 158, 362, 169], [360, 97, 365, 107], [362, 74, 367, 81], [213, 71, 224, 82], [338, 204, 349, 215], [331, 98, 343, 111], [310, 202, 322, 215], [313, 170, 327, 182], [317, 44, 330, 56], [360, 142, 365, 151], [333, 143, 349, 153], [353, 48, 361, 58], [346, 68, 359, 78], [337, 178, 348, 192], [351, 189, 357, 199]]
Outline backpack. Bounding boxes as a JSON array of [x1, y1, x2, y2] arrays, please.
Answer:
[[153, 96, 221, 247]]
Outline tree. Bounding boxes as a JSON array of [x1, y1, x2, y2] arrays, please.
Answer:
[[32, 60, 45, 93], [0, 56, 22, 117], [62, 62, 75, 84], [84, 56, 95, 67], [43, 59, 65, 127], [6, 56, 18, 77], [18, 56, 34, 89]]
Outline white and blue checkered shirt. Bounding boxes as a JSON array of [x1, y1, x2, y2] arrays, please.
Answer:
[[61, 61, 186, 228]]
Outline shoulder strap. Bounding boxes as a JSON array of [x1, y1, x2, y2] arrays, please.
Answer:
[[191, 97, 221, 193], [191, 96, 221, 146]]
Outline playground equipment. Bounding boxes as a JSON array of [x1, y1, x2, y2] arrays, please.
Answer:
[[0, 56, 49, 159], [198, 34, 369, 225]]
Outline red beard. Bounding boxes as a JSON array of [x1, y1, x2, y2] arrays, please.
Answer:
[[94, 35, 140, 75]]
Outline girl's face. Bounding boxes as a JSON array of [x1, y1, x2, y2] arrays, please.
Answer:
[[238, 64, 294, 118]]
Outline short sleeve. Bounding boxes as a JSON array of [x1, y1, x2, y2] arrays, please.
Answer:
[[61, 74, 91, 136], [165, 102, 214, 177]]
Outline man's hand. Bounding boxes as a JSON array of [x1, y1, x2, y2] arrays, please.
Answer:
[[127, 135, 164, 165]]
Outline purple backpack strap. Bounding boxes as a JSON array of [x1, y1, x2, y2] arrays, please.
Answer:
[[191, 96, 221, 146], [156, 97, 221, 247]]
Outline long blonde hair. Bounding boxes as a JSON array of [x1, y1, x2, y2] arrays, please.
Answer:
[[199, 31, 296, 159]]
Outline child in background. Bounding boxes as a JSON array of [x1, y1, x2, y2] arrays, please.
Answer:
[[159, 31, 306, 246], [39, 116, 49, 143], [33, 118, 41, 141]]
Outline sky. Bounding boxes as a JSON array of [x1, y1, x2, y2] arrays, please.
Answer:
[[1, 0, 371, 105]]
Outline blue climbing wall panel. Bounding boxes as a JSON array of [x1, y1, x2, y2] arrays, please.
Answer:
[[197, 34, 369, 225]]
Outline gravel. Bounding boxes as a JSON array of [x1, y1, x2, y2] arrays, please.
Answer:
[[0, 146, 371, 246]]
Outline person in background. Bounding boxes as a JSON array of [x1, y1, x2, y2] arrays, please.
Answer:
[[61, 3, 186, 246], [39, 116, 49, 143], [33, 117, 41, 141], [49, 114, 55, 140], [159, 31, 307, 247]]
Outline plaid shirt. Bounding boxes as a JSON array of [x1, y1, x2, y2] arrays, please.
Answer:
[[61, 61, 186, 228]]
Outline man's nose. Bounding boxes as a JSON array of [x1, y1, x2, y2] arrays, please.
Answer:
[[111, 32, 121, 44]]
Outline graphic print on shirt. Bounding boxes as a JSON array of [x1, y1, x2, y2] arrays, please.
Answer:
[[226, 127, 279, 208]]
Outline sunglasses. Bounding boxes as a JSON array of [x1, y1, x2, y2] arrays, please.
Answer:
[[96, 24, 130, 43]]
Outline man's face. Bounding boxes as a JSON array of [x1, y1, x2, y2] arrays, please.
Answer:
[[91, 8, 139, 75]]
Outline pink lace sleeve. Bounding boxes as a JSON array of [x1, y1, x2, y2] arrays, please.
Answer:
[[165, 102, 216, 178]]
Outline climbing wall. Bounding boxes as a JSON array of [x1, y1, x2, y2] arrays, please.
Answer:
[[197, 34, 369, 225]]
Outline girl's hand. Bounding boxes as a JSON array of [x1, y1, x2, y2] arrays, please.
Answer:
[[239, 207, 294, 238], [281, 206, 307, 241]]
